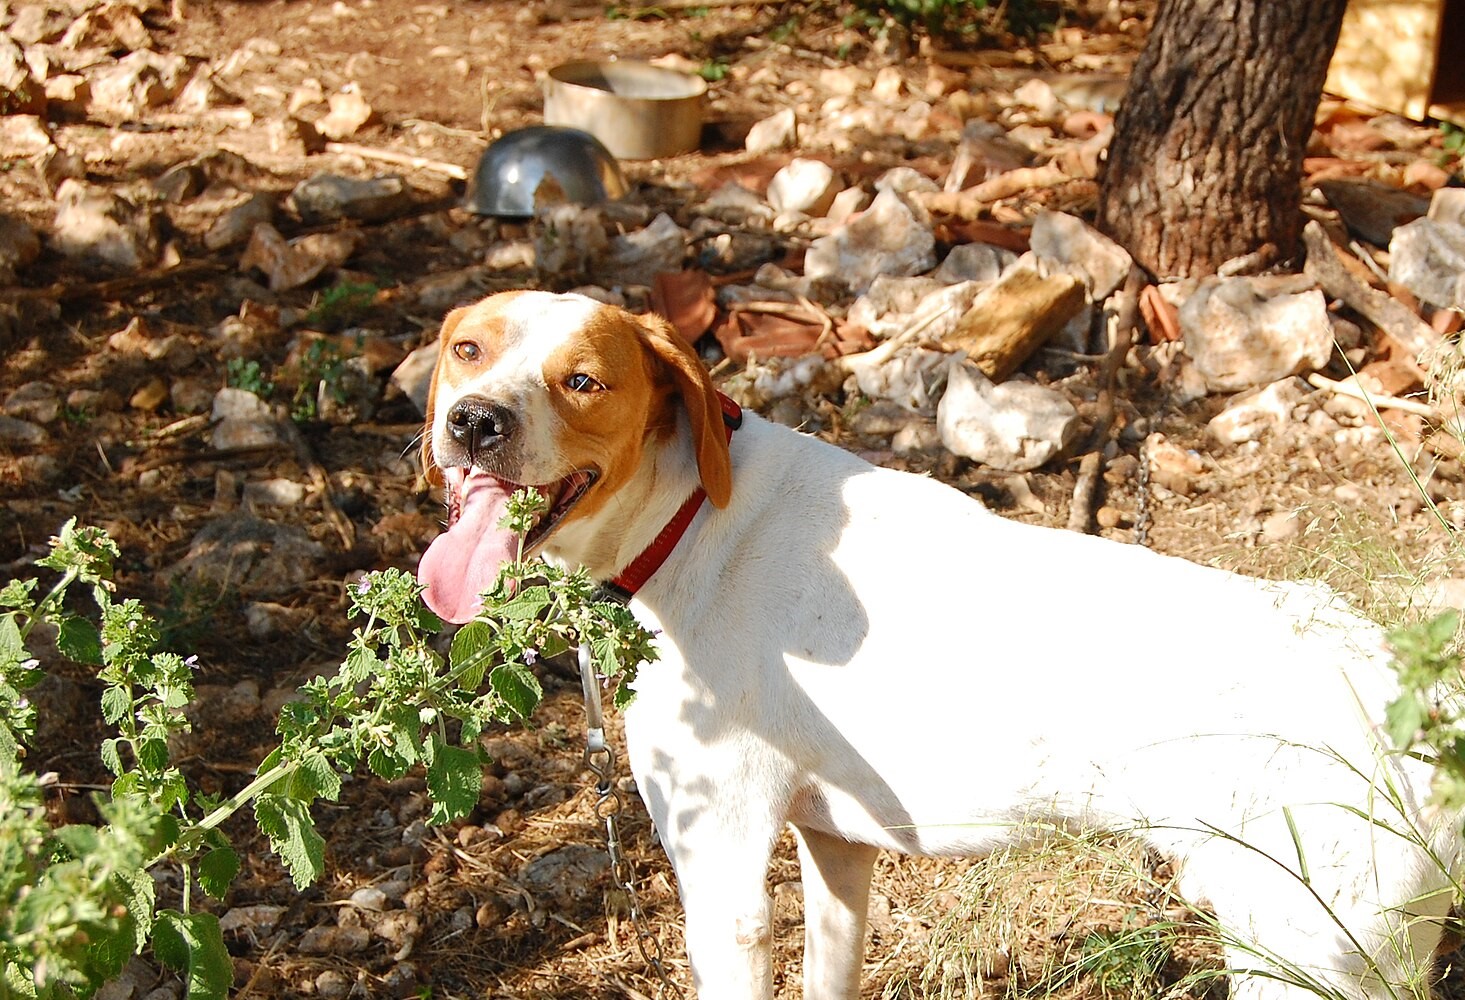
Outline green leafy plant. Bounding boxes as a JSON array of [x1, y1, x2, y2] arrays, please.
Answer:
[[1, 493, 656, 998], [698, 58, 730, 82], [288, 338, 349, 424], [224, 357, 273, 399], [1384, 609, 1465, 807], [303, 280, 381, 329]]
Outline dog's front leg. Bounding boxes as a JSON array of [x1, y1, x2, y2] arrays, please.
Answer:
[[792, 825, 878, 1000], [662, 814, 781, 1000]]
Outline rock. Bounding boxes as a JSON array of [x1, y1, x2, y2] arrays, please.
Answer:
[[240, 223, 358, 291], [874, 166, 940, 198], [0, 414, 46, 447], [170, 377, 214, 414], [210, 387, 287, 450], [848, 276, 944, 338], [259, 116, 319, 158], [170, 515, 327, 599], [0, 215, 41, 283], [4, 381, 61, 424], [1389, 216, 1465, 310], [0, 115, 53, 158], [86, 50, 189, 118], [520, 845, 609, 910], [204, 192, 275, 250], [943, 260, 1086, 381], [600, 212, 686, 286], [1260, 509, 1302, 543], [348, 886, 389, 912], [1429, 187, 1465, 229], [316, 82, 376, 139], [945, 120, 1033, 193], [1179, 276, 1333, 392], [289, 173, 411, 224], [44, 75, 90, 117], [151, 163, 205, 204], [314, 971, 351, 1000], [390, 342, 438, 416], [1318, 178, 1429, 247], [298, 925, 370, 955], [701, 182, 776, 225], [937, 361, 1079, 471], [242, 478, 308, 508], [130, 377, 168, 412], [1207, 377, 1313, 445], [174, 64, 236, 113], [0, 35, 44, 115], [824, 186, 870, 226], [846, 346, 954, 415], [932, 242, 1014, 285], [766, 158, 839, 217], [52, 180, 162, 271], [1144, 432, 1206, 495], [1029, 210, 1132, 299], [745, 108, 797, 154], [803, 189, 936, 295]]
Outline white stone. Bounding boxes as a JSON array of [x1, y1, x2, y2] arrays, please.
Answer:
[[932, 243, 1015, 285], [744, 108, 797, 154], [392, 342, 440, 416], [601, 212, 686, 286], [1029, 210, 1132, 299], [210, 387, 285, 450], [52, 179, 161, 271], [848, 276, 943, 338], [824, 187, 870, 226], [0, 115, 53, 157], [1389, 216, 1465, 310], [1207, 377, 1313, 445], [1428, 187, 1465, 229], [766, 158, 839, 217], [1179, 276, 1333, 392], [803, 189, 936, 295], [936, 360, 1079, 471]]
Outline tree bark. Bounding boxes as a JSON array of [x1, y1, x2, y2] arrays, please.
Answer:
[[1096, 0, 1347, 279]]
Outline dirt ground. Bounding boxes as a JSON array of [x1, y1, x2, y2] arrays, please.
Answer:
[[6, 0, 1465, 998]]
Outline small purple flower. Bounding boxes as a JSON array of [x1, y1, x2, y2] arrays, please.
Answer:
[[523, 650, 538, 666]]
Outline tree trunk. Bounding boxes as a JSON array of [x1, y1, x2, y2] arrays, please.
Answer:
[[1096, 0, 1347, 279]]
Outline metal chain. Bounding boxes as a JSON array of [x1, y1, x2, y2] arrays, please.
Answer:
[[1134, 436, 1152, 548], [578, 644, 683, 999]]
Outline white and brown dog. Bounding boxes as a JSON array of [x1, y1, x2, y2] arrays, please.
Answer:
[[417, 290, 1458, 1000]]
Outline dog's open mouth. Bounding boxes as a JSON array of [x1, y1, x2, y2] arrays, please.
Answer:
[[418, 467, 597, 623]]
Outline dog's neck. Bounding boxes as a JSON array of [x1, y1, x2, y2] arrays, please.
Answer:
[[541, 412, 707, 584]]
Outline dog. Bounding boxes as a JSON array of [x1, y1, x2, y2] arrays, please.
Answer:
[[416, 290, 1459, 1000]]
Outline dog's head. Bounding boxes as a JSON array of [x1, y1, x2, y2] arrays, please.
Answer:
[[417, 290, 731, 622]]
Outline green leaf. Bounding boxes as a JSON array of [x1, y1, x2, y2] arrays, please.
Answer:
[[292, 751, 342, 802], [100, 738, 124, 776], [426, 738, 482, 826], [55, 614, 102, 665], [152, 910, 233, 1000], [450, 621, 495, 689], [136, 737, 169, 775], [367, 746, 410, 780], [488, 662, 541, 721], [254, 794, 325, 889], [493, 585, 552, 622], [198, 847, 240, 900], [1385, 693, 1427, 748], [100, 686, 132, 726]]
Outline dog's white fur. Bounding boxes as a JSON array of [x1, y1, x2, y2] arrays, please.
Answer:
[[423, 291, 1460, 1000]]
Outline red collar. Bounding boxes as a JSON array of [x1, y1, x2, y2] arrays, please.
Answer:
[[608, 393, 741, 600]]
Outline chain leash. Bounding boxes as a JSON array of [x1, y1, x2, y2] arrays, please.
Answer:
[[1134, 436, 1152, 548], [578, 643, 684, 999]]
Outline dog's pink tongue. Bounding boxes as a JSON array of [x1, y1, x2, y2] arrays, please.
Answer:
[[418, 476, 518, 623]]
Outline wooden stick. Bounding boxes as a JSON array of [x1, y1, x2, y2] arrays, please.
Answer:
[[323, 141, 469, 180], [1305, 372, 1437, 418], [1067, 267, 1144, 535]]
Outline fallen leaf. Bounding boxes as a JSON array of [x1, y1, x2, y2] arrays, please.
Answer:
[[652, 270, 717, 343]]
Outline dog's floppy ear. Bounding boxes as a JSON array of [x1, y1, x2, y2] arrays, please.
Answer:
[[639, 314, 732, 508], [420, 306, 469, 488]]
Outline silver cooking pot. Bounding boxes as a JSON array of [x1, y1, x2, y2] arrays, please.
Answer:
[[463, 125, 628, 218]]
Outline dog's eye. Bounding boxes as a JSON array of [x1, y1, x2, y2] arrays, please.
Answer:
[[453, 341, 480, 363], [565, 373, 604, 393]]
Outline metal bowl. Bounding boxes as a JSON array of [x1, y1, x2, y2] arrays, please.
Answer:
[[464, 126, 628, 218], [544, 60, 706, 160]]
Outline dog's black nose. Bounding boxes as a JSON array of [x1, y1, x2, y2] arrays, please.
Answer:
[[445, 396, 515, 458]]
